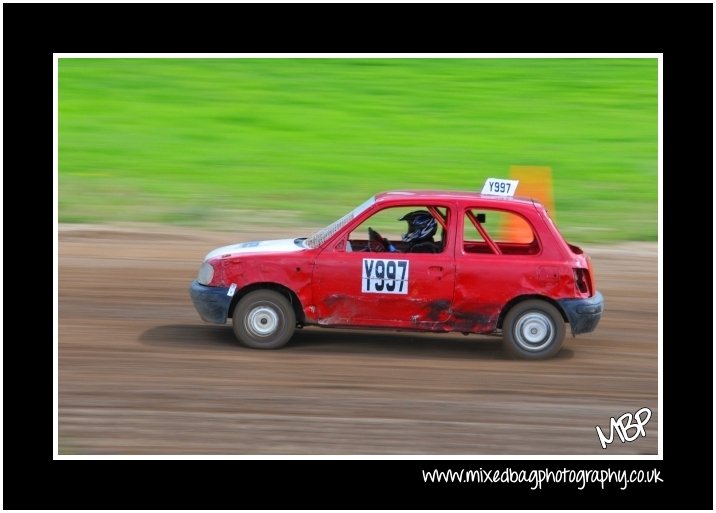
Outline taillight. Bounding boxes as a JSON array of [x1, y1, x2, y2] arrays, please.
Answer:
[[573, 268, 591, 295]]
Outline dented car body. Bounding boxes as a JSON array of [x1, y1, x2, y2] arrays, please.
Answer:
[[190, 190, 603, 359]]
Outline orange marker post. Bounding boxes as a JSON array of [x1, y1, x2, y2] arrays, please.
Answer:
[[503, 166, 555, 242]]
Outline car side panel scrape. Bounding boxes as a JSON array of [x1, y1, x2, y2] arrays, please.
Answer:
[[220, 254, 316, 321]]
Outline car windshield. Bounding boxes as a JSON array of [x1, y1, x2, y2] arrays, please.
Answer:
[[303, 196, 376, 249]]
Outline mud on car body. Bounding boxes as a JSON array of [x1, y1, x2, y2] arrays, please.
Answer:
[[190, 180, 603, 359]]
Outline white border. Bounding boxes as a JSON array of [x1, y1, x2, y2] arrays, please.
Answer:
[[9, 0, 714, 3], [54, 53, 662, 461], [656, 55, 663, 458], [55, 52, 659, 58], [53, 55, 60, 460]]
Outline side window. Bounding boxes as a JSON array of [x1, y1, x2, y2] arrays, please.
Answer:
[[347, 206, 448, 254], [463, 208, 540, 255]]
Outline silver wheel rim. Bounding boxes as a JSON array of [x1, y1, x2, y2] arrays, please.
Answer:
[[514, 312, 554, 352], [245, 305, 280, 337]]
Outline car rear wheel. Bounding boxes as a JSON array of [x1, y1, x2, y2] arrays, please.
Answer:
[[232, 290, 295, 349], [502, 300, 565, 359]]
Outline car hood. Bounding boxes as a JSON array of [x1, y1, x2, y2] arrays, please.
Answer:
[[204, 238, 305, 261]]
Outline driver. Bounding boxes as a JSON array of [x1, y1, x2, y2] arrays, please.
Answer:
[[399, 210, 439, 253]]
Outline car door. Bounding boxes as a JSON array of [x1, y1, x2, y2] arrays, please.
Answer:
[[312, 206, 456, 330]]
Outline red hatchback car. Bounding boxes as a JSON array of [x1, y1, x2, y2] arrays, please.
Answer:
[[190, 188, 603, 359]]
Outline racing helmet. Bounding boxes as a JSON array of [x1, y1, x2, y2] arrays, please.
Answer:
[[400, 210, 438, 244]]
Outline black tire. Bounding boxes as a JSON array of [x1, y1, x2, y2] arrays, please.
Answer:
[[232, 290, 296, 349], [502, 300, 565, 359]]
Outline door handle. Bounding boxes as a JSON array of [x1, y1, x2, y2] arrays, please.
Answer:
[[428, 265, 444, 277]]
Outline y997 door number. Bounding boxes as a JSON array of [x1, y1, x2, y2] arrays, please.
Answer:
[[362, 258, 409, 294]]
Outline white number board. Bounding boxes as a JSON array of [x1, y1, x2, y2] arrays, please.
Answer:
[[362, 258, 409, 294], [481, 178, 519, 197]]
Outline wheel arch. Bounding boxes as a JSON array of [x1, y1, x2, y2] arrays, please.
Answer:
[[497, 294, 568, 329], [229, 282, 305, 324]]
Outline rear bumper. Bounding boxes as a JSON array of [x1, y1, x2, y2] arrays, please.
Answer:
[[558, 291, 604, 336], [189, 280, 232, 324]]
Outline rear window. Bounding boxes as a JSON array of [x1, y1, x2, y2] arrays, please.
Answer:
[[463, 208, 540, 255]]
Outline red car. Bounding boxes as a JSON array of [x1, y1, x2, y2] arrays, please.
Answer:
[[190, 186, 603, 359]]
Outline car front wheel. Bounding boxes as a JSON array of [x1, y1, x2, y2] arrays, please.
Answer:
[[502, 300, 565, 359], [232, 289, 296, 349]]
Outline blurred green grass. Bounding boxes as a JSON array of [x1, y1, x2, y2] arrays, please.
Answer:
[[59, 58, 657, 242]]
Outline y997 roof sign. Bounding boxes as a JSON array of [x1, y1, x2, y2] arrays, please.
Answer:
[[481, 178, 519, 197]]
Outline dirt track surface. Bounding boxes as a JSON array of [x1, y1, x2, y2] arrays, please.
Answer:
[[59, 225, 658, 455]]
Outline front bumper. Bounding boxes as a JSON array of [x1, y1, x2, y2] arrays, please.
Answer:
[[189, 280, 232, 324], [558, 291, 604, 336]]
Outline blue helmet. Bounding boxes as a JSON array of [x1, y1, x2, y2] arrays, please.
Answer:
[[400, 210, 438, 244]]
